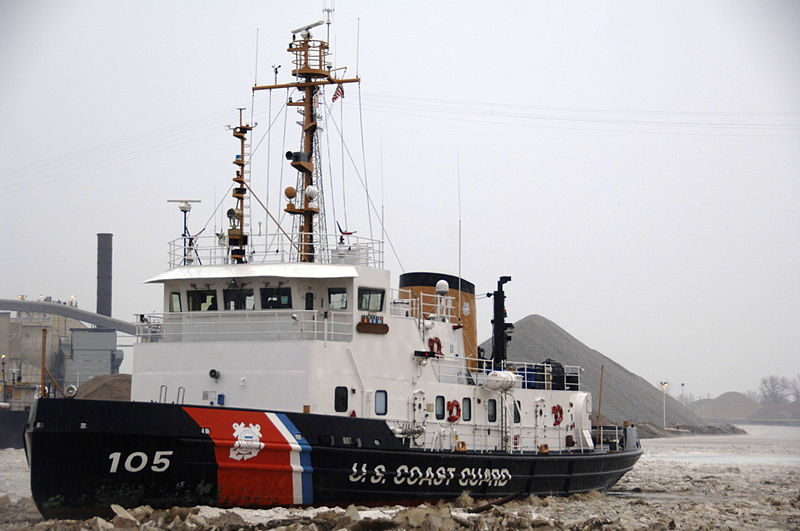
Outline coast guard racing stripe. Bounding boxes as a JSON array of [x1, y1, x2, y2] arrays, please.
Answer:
[[183, 407, 313, 506]]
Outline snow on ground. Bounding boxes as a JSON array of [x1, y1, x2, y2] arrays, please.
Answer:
[[1, 425, 799, 529]]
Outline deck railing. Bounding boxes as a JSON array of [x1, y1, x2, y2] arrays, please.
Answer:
[[137, 309, 353, 343], [390, 288, 456, 322], [168, 233, 383, 269], [427, 356, 581, 390]]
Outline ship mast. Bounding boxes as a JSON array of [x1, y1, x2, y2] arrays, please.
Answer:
[[228, 108, 253, 263], [253, 21, 359, 263]]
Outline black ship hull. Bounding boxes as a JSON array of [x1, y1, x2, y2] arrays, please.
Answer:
[[26, 398, 642, 520], [0, 408, 28, 449]]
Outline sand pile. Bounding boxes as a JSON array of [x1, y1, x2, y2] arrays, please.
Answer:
[[74, 374, 131, 401], [689, 391, 761, 420]]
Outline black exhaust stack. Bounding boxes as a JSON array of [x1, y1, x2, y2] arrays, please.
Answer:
[[491, 276, 513, 367], [96, 233, 112, 317]]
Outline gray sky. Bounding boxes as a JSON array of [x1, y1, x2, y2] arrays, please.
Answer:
[[1, 1, 798, 399]]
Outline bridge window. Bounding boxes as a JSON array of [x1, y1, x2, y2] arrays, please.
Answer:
[[260, 287, 292, 309], [514, 400, 521, 423], [358, 288, 384, 312], [334, 386, 348, 412], [328, 287, 348, 310], [169, 292, 182, 312], [462, 397, 472, 422], [488, 399, 497, 423], [187, 290, 217, 312], [375, 390, 387, 415], [223, 289, 254, 310]]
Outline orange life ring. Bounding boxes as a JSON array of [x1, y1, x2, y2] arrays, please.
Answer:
[[552, 404, 564, 426], [428, 337, 443, 356], [447, 399, 461, 423]]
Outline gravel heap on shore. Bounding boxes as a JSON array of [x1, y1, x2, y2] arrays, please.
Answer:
[[74, 374, 131, 401], [490, 314, 707, 426]]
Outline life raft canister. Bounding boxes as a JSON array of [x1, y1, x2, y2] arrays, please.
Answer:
[[552, 404, 564, 426], [428, 336, 443, 356], [447, 399, 461, 423]]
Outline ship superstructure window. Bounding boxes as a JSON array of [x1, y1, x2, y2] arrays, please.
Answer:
[[462, 397, 472, 422], [514, 400, 521, 423], [375, 390, 387, 415], [223, 288, 254, 310], [488, 399, 497, 422], [357, 288, 384, 312], [169, 292, 182, 312], [334, 386, 348, 412], [187, 290, 217, 312], [328, 287, 348, 310], [260, 287, 292, 309], [435, 395, 445, 420]]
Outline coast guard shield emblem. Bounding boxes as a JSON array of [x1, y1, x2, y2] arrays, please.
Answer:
[[230, 422, 265, 461]]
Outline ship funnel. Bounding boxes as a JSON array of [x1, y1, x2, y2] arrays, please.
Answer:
[[399, 272, 477, 370]]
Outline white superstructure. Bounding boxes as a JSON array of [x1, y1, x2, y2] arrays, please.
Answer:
[[133, 239, 594, 454], [131, 23, 596, 458]]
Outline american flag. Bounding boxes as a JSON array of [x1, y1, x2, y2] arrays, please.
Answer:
[[332, 84, 344, 102]]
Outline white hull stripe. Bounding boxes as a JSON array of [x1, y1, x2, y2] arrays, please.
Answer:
[[267, 412, 313, 504]]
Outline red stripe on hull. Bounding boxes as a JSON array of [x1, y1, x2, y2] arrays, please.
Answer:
[[184, 407, 295, 506]]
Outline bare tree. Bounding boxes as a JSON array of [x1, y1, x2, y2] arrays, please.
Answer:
[[759, 375, 791, 404], [790, 374, 800, 402], [744, 390, 761, 403]]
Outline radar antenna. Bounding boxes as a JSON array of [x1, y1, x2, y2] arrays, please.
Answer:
[[167, 199, 201, 265]]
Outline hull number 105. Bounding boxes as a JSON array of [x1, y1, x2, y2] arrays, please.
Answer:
[[108, 451, 173, 473]]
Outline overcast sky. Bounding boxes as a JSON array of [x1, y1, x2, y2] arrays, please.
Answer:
[[1, 1, 798, 399]]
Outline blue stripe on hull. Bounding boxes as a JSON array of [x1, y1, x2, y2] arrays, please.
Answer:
[[277, 412, 314, 504]]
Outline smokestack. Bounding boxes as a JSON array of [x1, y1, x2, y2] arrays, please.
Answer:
[[97, 233, 113, 317]]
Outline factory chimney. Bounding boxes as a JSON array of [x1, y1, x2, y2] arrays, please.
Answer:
[[96, 233, 113, 317]]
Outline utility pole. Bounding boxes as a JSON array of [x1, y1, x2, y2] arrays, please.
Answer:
[[660, 381, 668, 429], [1, 354, 6, 402]]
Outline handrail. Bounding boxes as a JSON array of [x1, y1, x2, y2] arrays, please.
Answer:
[[137, 309, 354, 343], [424, 355, 581, 391], [167, 232, 384, 269], [391, 288, 457, 322]]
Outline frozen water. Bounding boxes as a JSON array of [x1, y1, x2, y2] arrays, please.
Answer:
[[2, 424, 799, 529], [0, 448, 30, 502]]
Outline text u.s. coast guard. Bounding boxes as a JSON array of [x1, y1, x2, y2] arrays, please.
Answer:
[[349, 463, 512, 487]]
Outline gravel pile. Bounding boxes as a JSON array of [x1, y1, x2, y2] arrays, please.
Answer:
[[492, 314, 706, 426], [74, 374, 131, 401], [688, 392, 761, 420]]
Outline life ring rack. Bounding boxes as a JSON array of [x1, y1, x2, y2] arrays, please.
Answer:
[[552, 404, 564, 426], [428, 336, 443, 357], [447, 399, 461, 423]]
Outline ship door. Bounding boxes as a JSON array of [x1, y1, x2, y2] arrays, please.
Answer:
[[410, 390, 426, 424], [305, 291, 315, 310]]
